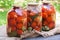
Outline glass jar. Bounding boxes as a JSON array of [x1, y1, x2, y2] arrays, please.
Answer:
[[27, 3, 42, 31], [42, 3, 56, 31], [7, 6, 27, 37]]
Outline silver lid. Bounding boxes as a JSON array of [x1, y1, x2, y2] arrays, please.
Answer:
[[28, 3, 39, 6], [42, 0, 51, 3]]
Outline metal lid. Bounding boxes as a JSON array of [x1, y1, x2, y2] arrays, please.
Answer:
[[28, 3, 39, 6], [13, 4, 20, 7], [42, 0, 51, 3]]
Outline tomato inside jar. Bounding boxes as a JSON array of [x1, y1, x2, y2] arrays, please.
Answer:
[[42, 3, 56, 31], [7, 6, 27, 37], [27, 3, 42, 31]]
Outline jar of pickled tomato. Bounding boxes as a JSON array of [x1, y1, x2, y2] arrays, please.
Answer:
[[27, 3, 42, 31], [7, 6, 27, 37], [42, 2, 56, 31]]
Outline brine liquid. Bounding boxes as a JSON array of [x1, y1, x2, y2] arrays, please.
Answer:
[[7, 6, 42, 37], [7, 7, 27, 37], [27, 10, 42, 31], [42, 3, 56, 31]]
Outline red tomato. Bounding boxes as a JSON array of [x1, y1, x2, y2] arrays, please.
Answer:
[[17, 30, 23, 35], [9, 19, 16, 26], [27, 17, 32, 22], [47, 9, 54, 15], [34, 16, 41, 22], [31, 21, 37, 29], [16, 16, 23, 23], [48, 22, 55, 30], [11, 26, 16, 31], [35, 27, 40, 31], [17, 23, 23, 29], [29, 12, 36, 16], [42, 13, 48, 19], [47, 16, 53, 23], [8, 11, 17, 19], [43, 20, 48, 25]]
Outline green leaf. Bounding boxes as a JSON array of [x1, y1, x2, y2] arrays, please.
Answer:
[[28, 27, 32, 31], [22, 26, 26, 31], [42, 26, 49, 31], [30, 14, 38, 21], [45, 26, 49, 31]]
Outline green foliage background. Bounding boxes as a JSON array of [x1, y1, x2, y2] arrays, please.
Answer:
[[0, 0, 14, 9], [0, 0, 14, 25]]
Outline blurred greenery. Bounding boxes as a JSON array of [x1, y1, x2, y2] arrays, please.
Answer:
[[0, 0, 14, 9], [0, 0, 60, 26], [57, 4, 60, 12], [0, 0, 14, 25], [0, 10, 7, 25], [53, 2, 60, 12]]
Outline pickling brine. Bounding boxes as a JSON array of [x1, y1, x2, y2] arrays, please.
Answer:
[[7, 6, 27, 37], [27, 3, 42, 31], [7, 2, 56, 37], [42, 3, 56, 31]]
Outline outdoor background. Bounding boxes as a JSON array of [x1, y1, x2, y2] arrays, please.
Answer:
[[0, 0, 60, 26]]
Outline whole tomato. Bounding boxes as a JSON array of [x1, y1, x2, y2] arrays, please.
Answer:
[[47, 8, 54, 15], [16, 23, 23, 29], [47, 16, 53, 23], [31, 21, 37, 29], [35, 27, 40, 31], [34, 16, 41, 22], [42, 12, 48, 19], [8, 11, 17, 19], [11, 26, 16, 32], [16, 16, 23, 23], [17, 30, 23, 35], [48, 22, 55, 30], [27, 17, 32, 22], [8, 19, 16, 26], [43, 20, 48, 26]]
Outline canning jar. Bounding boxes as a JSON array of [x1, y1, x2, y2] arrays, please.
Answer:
[[42, 2, 56, 31], [27, 3, 42, 31], [7, 6, 27, 37]]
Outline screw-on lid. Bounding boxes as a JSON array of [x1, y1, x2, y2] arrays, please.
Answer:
[[13, 4, 20, 7], [28, 3, 39, 6], [42, 0, 51, 3]]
